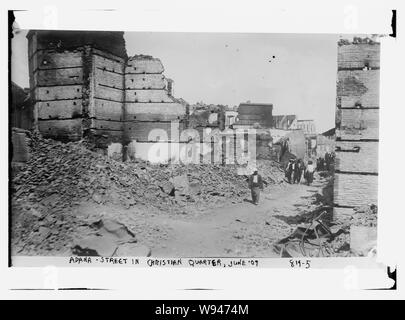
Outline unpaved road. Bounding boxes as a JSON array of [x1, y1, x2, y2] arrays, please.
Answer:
[[147, 176, 328, 257], [39, 174, 328, 257]]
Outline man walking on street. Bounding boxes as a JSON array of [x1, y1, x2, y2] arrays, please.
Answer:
[[248, 168, 264, 205], [305, 160, 315, 186], [285, 158, 294, 184]]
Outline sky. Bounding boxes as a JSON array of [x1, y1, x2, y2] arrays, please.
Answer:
[[12, 31, 338, 133]]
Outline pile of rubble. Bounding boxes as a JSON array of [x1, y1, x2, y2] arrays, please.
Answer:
[[13, 136, 280, 213], [11, 135, 285, 255], [350, 204, 378, 227]]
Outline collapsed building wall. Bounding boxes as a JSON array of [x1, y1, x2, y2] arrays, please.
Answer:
[[124, 55, 187, 162], [27, 30, 127, 142], [27, 30, 187, 162], [334, 41, 380, 221], [11, 82, 34, 130]]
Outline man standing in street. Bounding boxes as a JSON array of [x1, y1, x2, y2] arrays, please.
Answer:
[[285, 158, 294, 183], [305, 160, 316, 186], [248, 168, 264, 205]]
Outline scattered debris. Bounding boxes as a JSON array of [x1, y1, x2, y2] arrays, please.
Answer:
[[351, 204, 377, 227], [11, 135, 285, 256]]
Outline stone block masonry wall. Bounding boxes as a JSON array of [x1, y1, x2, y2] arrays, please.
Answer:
[[27, 31, 187, 160], [27, 31, 127, 142], [88, 49, 126, 147], [334, 42, 380, 221], [124, 55, 186, 145]]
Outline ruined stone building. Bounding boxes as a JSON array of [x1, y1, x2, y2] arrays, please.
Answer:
[[11, 82, 34, 164], [316, 128, 335, 157], [224, 110, 238, 128], [272, 115, 298, 130], [27, 30, 187, 161], [11, 82, 33, 131], [334, 40, 380, 221], [296, 119, 316, 134], [233, 102, 273, 129]]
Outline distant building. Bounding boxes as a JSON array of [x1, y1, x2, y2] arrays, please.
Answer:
[[317, 128, 336, 157], [272, 115, 298, 130], [166, 78, 174, 96], [10, 82, 34, 130], [297, 119, 316, 134], [234, 102, 273, 129], [225, 110, 238, 128]]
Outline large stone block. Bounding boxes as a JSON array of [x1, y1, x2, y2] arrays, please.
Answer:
[[126, 121, 185, 142], [338, 44, 380, 69], [34, 67, 84, 86], [337, 70, 379, 108], [35, 85, 83, 101], [336, 108, 379, 140], [125, 89, 173, 103], [92, 99, 123, 121], [334, 173, 378, 207], [93, 54, 125, 74], [94, 67, 124, 89], [38, 119, 83, 140], [335, 141, 378, 174], [94, 84, 124, 102], [125, 74, 166, 89], [32, 50, 83, 70], [126, 57, 164, 74], [37, 99, 83, 120]]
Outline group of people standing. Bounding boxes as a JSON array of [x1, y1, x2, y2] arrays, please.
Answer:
[[316, 152, 335, 172], [285, 158, 316, 186]]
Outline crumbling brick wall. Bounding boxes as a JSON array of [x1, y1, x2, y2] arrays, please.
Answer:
[[27, 31, 187, 160], [334, 40, 380, 221], [27, 31, 127, 142], [123, 55, 186, 144]]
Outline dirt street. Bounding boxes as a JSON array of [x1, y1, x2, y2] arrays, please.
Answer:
[[75, 174, 329, 258], [150, 177, 327, 257], [11, 136, 333, 257]]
